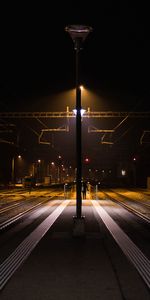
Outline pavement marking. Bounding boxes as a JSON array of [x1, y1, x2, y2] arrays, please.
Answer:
[[0, 200, 70, 290], [91, 200, 150, 289]]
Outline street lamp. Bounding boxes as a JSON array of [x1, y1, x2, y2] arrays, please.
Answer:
[[65, 25, 92, 235], [11, 157, 15, 184], [11, 155, 22, 185], [57, 155, 62, 183]]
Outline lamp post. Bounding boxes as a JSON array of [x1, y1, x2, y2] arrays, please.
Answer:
[[57, 155, 62, 183], [11, 157, 15, 184], [11, 155, 22, 185], [65, 25, 92, 235]]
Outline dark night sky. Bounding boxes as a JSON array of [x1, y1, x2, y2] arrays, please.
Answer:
[[1, 1, 150, 177], [0, 1, 150, 111]]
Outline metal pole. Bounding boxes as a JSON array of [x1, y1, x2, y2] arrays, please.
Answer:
[[65, 24, 92, 235], [11, 157, 15, 184], [75, 46, 82, 219], [133, 163, 136, 188], [57, 166, 60, 183]]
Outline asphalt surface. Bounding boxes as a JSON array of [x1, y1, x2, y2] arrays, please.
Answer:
[[0, 200, 150, 300]]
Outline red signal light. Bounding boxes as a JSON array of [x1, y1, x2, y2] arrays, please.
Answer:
[[84, 158, 90, 163]]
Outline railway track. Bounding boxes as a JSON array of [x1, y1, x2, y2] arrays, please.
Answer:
[[0, 190, 64, 231], [97, 189, 150, 224]]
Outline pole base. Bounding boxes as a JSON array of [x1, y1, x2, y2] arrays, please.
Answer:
[[72, 216, 85, 237]]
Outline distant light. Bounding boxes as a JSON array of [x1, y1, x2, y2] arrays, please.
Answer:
[[73, 109, 86, 116], [80, 85, 84, 91], [121, 169, 126, 176], [18, 155, 21, 159], [84, 157, 90, 163], [133, 157, 136, 161], [38, 159, 41, 163]]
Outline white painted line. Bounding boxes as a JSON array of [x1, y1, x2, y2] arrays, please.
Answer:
[[0, 200, 70, 290], [92, 200, 150, 289]]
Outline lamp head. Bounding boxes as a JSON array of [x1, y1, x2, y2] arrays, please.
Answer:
[[65, 25, 92, 50]]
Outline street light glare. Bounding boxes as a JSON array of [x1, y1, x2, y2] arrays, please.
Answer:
[[73, 109, 86, 116]]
